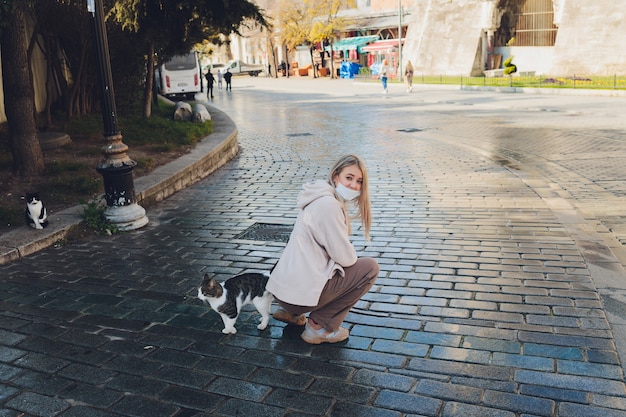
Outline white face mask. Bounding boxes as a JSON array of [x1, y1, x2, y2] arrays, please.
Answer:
[[335, 183, 360, 201]]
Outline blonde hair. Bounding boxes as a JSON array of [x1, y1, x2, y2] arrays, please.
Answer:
[[327, 155, 372, 240]]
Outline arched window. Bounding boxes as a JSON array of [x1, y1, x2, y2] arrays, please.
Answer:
[[514, 0, 557, 46]]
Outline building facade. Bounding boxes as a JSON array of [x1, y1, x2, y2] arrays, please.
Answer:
[[402, 0, 626, 77]]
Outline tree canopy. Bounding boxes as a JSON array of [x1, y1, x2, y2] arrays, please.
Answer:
[[0, 0, 267, 176]]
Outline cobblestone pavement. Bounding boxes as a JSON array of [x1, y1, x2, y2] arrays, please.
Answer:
[[1, 77, 626, 417]]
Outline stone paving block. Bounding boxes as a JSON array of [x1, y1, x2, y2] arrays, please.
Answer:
[[331, 401, 403, 417], [14, 352, 70, 373], [420, 306, 471, 319], [59, 383, 123, 408], [160, 385, 224, 411], [195, 357, 256, 379], [0, 346, 25, 362], [216, 398, 284, 417], [556, 359, 624, 380], [313, 346, 408, 368], [518, 331, 615, 350], [103, 355, 162, 376], [0, 384, 18, 402], [56, 406, 123, 417], [515, 369, 626, 396], [0, 329, 27, 347], [289, 357, 354, 380], [308, 378, 377, 403], [350, 325, 404, 340], [430, 346, 491, 364], [519, 384, 589, 404], [524, 343, 584, 360], [264, 387, 333, 415], [558, 402, 626, 417], [441, 401, 516, 417], [492, 352, 554, 371], [5, 392, 69, 416], [110, 394, 180, 417], [483, 390, 556, 416], [249, 367, 314, 390], [415, 379, 483, 404], [408, 358, 512, 381], [352, 369, 416, 392], [374, 389, 442, 416], [463, 336, 521, 354], [371, 340, 429, 357], [472, 310, 524, 323], [106, 373, 168, 396], [12, 371, 73, 396], [405, 331, 462, 347], [424, 322, 517, 340], [587, 349, 620, 365], [152, 364, 215, 388], [206, 376, 270, 401], [0, 363, 24, 382]]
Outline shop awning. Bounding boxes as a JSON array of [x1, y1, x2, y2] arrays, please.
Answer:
[[326, 35, 379, 53], [361, 38, 404, 53]]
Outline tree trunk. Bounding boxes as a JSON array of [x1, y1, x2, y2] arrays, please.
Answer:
[[143, 41, 155, 119], [1, 5, 45, 176]]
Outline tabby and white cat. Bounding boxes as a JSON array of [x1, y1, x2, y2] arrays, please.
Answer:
[[25, 192, 48, 230], [197, 272, 274, 334]]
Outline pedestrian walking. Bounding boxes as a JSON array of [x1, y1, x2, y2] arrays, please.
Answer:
[[267, 155, 379, 344], [204, 70, 215, 98], [217, 71, 223, 90], [405, 60, 414, 93], [379, 59, 389, 93], [224, 69, 232, 91]]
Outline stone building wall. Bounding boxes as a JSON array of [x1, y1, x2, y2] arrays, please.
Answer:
[[402, 0, 486, 76], [550, 0, 626, 76], [401, 0, 626, 77]]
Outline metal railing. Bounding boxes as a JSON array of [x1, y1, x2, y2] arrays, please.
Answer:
[[416, 74, 626, 90]]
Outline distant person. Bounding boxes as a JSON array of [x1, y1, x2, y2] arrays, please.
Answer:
[[379, 59, 389, 94], [405, 60, 414, 93], [204, 70, 215, 98], [217, 71, 223, 90], [224, 69, 232, 91]]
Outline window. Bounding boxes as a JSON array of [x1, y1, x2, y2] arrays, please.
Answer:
[[514, 0, 557, 46]]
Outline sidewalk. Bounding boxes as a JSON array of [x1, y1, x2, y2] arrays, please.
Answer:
[[1, 79, 626, 417]]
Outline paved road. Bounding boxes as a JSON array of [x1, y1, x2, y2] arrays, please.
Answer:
[[1, 77, 626, 417]]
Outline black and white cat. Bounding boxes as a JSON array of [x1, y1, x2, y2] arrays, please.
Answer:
[[197, 272, 274, 334], [25, 192, 48, 230]]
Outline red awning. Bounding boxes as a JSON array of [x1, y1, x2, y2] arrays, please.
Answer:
[[361, 39, 404, 53]]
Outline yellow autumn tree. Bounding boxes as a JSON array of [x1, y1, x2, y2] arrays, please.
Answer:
[[275, 0, 354, 78], [308, 0, 355, 78]]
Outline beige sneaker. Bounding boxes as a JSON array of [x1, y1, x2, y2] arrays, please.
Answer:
[[301, 321, 349, 344], [273, 307, 306, 326]]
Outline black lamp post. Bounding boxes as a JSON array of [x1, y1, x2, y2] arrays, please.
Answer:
[[87, 0, 148, 230]]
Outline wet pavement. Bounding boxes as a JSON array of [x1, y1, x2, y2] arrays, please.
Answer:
[[1, 76, 626, 416]]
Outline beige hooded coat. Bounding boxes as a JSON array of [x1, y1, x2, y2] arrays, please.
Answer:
[[267, 180, 358, 306]]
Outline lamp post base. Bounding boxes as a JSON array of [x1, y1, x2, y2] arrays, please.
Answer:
[[103, 203, 149, 231]]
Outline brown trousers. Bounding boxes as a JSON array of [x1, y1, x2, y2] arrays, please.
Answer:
[[276, 257, 379, 331]]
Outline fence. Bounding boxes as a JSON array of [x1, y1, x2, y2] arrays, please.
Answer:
[[416, 74, 626, 91]]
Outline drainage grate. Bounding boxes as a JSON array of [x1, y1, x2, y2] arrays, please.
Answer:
[[235, 223, 293, 243], [397, 128, 423, 133], [285, 132, 313, 137]]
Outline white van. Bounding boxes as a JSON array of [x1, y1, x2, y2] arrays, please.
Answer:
[[156, 52, 202, 99]]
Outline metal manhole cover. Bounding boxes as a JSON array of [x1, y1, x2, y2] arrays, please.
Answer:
[[285, 133, 313, 137], [397, 128, 423, 133], [235, 223, 292, 243]]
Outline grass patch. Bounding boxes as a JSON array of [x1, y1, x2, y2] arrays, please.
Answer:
[[0, 98, 213, 233]]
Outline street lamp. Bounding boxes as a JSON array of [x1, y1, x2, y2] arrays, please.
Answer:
[[398, 0, 403, 82], [87, 0, 148, 231]]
